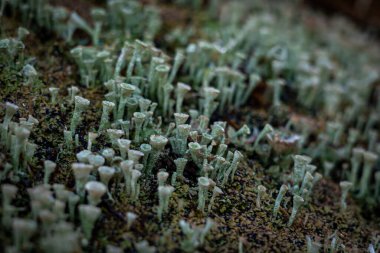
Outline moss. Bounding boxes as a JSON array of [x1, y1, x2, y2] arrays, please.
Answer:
[[1, 2, 380, 253]]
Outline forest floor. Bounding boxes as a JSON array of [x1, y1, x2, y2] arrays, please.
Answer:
[[1, 1, 380, 252]]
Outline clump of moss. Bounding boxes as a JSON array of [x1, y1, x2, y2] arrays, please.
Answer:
[[1, 1, 380, 253]]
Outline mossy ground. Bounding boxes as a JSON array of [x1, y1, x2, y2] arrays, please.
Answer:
[[1, 1, 380, 252]]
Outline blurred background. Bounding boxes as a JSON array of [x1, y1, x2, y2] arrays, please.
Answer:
[[305, 0, 380, 34]]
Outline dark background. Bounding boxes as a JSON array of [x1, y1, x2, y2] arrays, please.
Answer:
[[305, 0, 380, 35]]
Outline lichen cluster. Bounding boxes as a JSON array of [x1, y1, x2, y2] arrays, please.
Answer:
[[0, 0, 380, 252]]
